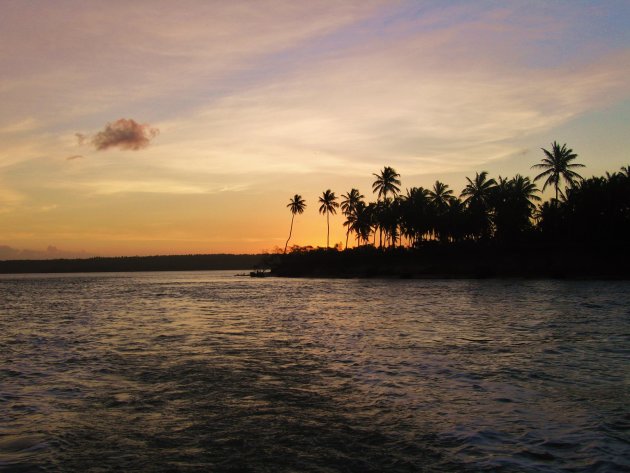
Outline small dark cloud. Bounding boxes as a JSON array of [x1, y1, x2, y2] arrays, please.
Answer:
[[66, 154, 84, 160], [77, 118, 159, 151]]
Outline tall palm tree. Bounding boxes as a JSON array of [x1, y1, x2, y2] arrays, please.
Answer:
[[341, 188, 364, 249], [318, 189, 339, 248], [461, 171, 496, 240], [380, 196, 403, 248], [532, 141, 584, 201], [372, 166, 401, 200], [400, 187, 432, 246], [284, 194, 306, 253], [351, 201, 372, 245], [428, 181, 454, 241], [372, 167, 401, 247]]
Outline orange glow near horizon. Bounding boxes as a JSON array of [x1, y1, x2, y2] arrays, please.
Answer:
[[1, 2, 630, 259]]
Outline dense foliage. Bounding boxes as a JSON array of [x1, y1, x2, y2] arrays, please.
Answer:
[[275, 151, 629, 278], [538, 167, 630, 245], [284, 143, 630, 250]]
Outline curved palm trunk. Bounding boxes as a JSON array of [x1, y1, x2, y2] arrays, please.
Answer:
[[326, 210, 330, 248], [345, 229, 350, 250], [284, 214, 295, 254]]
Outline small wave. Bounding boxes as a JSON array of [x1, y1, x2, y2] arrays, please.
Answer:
[[0, 435, 49, 471]]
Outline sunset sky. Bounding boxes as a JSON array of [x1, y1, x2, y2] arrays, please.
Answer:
[[1, 0, 629, 258]]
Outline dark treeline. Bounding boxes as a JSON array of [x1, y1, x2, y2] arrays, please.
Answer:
[[0, 254, 265, 274], [269, 243, 629, 279], [274, 142, 630, 278]]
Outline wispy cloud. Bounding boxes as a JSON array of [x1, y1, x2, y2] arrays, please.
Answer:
[[0, 117, 39, 134], [73, 179, 248, 196], [151, 41, 630, 176]]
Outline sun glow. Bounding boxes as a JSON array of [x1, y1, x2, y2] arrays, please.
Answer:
[[1, 1, 630, 257]]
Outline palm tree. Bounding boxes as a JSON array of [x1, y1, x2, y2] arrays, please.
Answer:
[[461, 171, 496, 206], [532, 141, 584, 201], [492, 175, 540, 240], [284, 194, 306, 253], [400, 187, 432, 246], [428, 180, 453, 211], [341, 188, 364, 249], [428, 181, 454, 241], [372, 168, 401, 247], [461, 171, 496, 239], [318, 189, 339, 248], [372, 166, 401, 200], [511, 174, 541, 212], [351, 201, 372, 245]]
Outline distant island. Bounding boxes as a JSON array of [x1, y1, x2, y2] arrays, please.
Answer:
[[0, 254, 265, 274]]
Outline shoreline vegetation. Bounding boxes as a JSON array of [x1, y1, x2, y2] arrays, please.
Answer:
[[272, 142, 629, 279], [263, 244, 630, 279]]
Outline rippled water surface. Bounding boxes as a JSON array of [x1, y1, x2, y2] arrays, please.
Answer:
[[1, 272, 629, 472]]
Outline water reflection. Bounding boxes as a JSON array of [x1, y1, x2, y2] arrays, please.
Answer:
[[0, 272, 628, 471]]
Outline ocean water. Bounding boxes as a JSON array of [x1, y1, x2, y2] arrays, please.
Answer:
[[0, 271, 628, 472]]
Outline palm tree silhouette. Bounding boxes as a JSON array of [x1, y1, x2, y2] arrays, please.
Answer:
[[372, 167, 400, 246], [372, 166, 401, 200], [461, 171, 496, 239], [341, 188, 364, 249], [492, 175, 540, 240], [284, 194, 306, 253], [428, 181, 454, 242], [428, 180, 453, 211], [532, 141, 584, 201], [351, 201, 372, 245], [511, 174, 540, 211], [318, 189, 339, 248], [461, 171, 496, 205], [401, 187, 432, 246]]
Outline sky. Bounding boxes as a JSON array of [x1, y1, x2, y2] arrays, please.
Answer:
[[1, 0, 630, 258]]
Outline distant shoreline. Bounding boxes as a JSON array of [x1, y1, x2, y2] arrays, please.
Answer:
[[0, 254, 265, 274], [2, 246, 628, 280]]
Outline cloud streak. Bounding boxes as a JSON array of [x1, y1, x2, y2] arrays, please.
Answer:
[[149, 42, 630, 177], [79, 119, 159, 151]]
